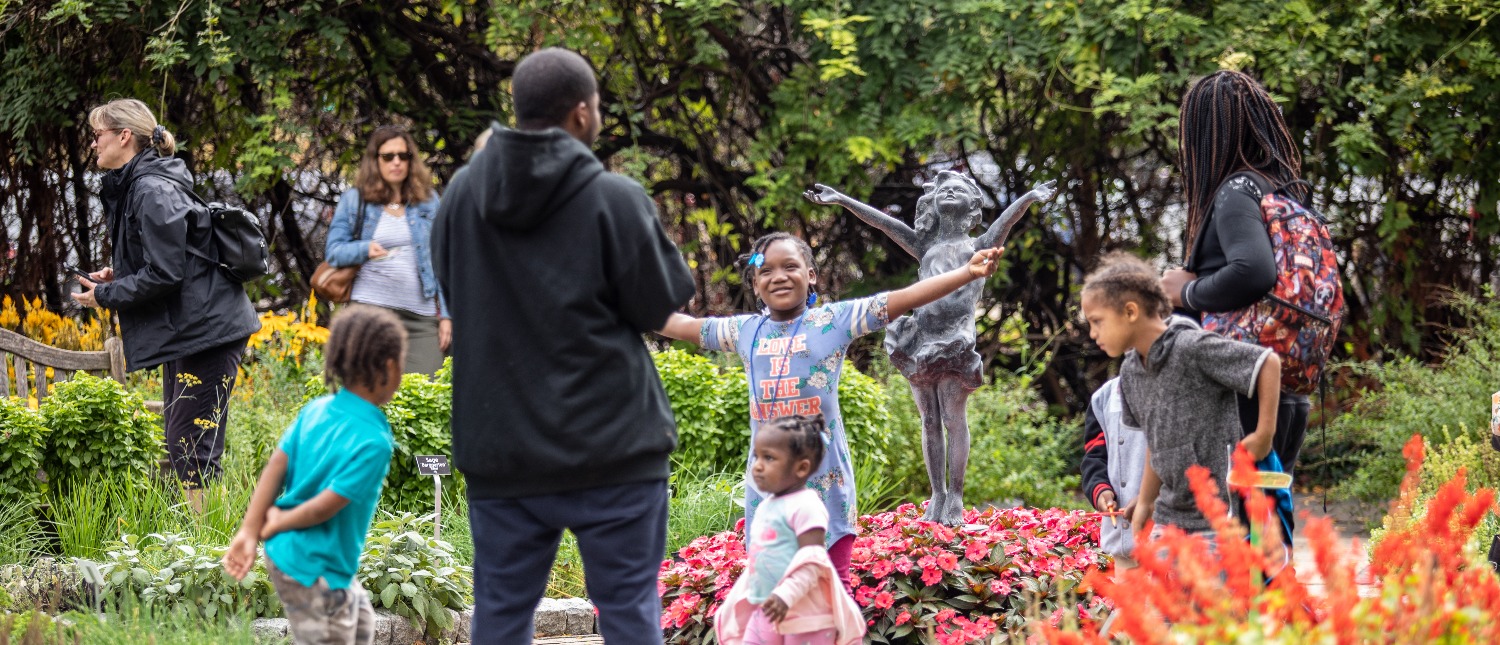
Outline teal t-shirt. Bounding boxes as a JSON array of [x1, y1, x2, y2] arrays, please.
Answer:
[[264, 389, 394, 589]]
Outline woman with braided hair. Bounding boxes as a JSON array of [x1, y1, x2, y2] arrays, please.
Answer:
[[1159, 69, 1313, 521]]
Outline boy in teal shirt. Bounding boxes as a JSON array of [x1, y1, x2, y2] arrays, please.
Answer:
[[224, 306, 406, 644]]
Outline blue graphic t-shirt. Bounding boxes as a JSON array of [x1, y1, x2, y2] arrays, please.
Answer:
[[699, 293, 890, 545]]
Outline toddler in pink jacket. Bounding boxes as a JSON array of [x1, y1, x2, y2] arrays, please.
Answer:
[[714, 414, 865, 645]]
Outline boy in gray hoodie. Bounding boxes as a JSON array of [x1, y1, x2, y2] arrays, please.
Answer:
[[1079, 253, 1281, 538]]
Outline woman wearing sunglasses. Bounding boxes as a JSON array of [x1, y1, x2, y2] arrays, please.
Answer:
[[74, 99, 260, 508], [325, 125, 449, 375]]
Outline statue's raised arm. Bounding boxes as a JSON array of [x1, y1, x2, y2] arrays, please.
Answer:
[[976, 179, 1059, 250], [805, 184, 923, 260]]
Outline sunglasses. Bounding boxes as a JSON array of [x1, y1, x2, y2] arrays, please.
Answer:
[[378, 152, 413, 162]]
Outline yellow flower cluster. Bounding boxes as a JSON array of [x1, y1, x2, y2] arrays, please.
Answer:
[[0, 296, 107, 351], [247, 293, 330, 366]]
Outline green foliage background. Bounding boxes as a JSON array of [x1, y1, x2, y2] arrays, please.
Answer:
[[3, 0, 1497, 412], [1319, 293, 1500, 503]]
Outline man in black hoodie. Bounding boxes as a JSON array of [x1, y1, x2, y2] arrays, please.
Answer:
[[432, 48, 694, 643]]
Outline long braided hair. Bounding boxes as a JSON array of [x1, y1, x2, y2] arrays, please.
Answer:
[[1179, 70, 1306, 260]]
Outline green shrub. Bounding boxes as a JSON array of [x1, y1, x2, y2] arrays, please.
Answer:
[[667, 470, 740, 554], [656, 348, 746, 474], [381, 374, 460, 513], [89, 532, 280, 620], [838, 362, 894, 471], [358, 512, 472, 637], [1318, 294, 1500, 503], [50, 473, 179, 560], [655, 348, 893, 482], [66, 598, 272, 644], [305, 367, 462, 514], [39, 373, 160, 488], [0, 396, 47, 507]]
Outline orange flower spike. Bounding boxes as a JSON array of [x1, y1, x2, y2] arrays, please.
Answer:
[[1186, 465, 1232, 532], [1300, 516, 1361, 642], [1458, 486, 1496, 535]]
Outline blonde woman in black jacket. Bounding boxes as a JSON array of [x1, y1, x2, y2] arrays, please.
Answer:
[[72, 99, 260, 509]]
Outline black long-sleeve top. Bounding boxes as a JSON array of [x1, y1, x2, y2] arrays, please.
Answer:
[[1182, 172, 1277, 314], [1080, 403, 1113, 510]]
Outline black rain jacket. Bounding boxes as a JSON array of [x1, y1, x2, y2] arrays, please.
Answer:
[[93, 150, 259, 369]]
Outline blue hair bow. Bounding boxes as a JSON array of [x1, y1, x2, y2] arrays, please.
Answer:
[[749, 253, 765, 268]]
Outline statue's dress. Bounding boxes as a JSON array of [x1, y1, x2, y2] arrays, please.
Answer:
[[885, 238, 984, 390]]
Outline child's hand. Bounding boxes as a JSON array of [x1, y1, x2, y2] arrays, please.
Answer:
[[1131, 503, 1153, 536], [761, 595, 790, 623], [967, 247, 1003, 279], [222, 531, 258, 581], [1095, 490, 1118, 513], [259, 507, 286, 540], [1239, 432, 1274, 461]]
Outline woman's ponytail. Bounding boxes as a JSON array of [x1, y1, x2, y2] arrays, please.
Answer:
[[88, 98, 176, 157]]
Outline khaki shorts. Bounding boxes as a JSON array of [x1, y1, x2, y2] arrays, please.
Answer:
[[266, 558, 375, 645]]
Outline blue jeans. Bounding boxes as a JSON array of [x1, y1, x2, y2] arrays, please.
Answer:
[[467, 479, 668, 645]]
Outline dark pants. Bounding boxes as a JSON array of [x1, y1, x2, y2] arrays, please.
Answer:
[[1237, 391, 1312, 478], [1238, 391, 1311, 539], [468, 480, 668, 645], [161, 337, 245, 487]]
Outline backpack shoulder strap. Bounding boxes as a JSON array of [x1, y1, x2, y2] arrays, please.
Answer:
[[136, 172, 220, 265]]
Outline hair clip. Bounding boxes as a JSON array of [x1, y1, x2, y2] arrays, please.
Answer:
[[749, 253, 765, 268], [150, 125, 166, 145]]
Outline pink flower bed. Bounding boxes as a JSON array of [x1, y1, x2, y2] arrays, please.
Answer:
[[659, 503, 1110, 644]]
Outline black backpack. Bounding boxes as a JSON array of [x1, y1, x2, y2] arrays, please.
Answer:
[[150, 174, 271, 283]]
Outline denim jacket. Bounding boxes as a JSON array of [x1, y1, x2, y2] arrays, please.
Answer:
[[325, 187, 448, 318]]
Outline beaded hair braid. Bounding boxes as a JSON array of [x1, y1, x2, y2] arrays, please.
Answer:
[[323, 305, 408, 392], [1178, 70, 1306, 260], [1082, 252, 1171, 319], [766, 413, 827, 467]]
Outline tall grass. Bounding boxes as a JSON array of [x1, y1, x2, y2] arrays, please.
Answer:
[[667, 469, 740, 554], [49, 471, 252, 560], [0, 596, 280, 645], [0, 502, 48, 566]]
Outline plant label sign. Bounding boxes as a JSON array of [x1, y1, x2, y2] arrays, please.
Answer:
[[416, 455, 451, 476]]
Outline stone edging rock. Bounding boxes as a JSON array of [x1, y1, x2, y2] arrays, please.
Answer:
[[249, 598, 596, 643]]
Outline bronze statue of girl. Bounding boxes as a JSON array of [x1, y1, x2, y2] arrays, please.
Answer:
[[806, 172, 1056, 524]]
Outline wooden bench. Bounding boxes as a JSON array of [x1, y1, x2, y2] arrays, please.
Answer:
[[0, 327, 126, 402]]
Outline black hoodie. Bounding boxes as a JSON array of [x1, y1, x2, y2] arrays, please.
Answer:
[[432, 126, 694, 498]]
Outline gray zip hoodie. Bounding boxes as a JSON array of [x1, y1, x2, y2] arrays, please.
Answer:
[[1120, 317, 1271, 533]]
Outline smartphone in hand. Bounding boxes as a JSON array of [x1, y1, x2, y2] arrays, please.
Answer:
[[64, 264, 93, 282]]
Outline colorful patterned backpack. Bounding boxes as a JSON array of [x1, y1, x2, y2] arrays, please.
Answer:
[[1202, 181, 1344, 395]]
